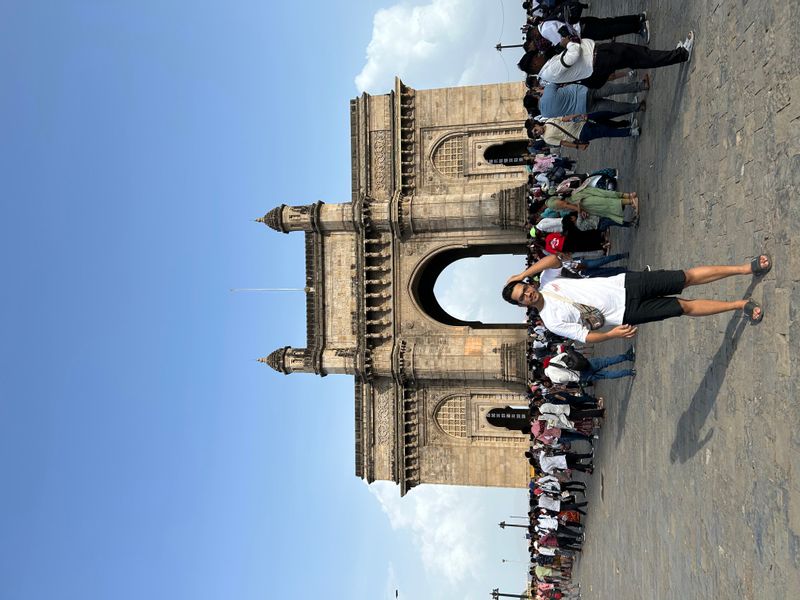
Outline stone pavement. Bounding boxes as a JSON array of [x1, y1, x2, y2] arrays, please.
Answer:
[[560, 0, 800, 597]]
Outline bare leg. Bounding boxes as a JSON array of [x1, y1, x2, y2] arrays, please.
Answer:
[[684, 256, 771, 287], [683, 263, 750, 287], [678, 298, 749, 317]]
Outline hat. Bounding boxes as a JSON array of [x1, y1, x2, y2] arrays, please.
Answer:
[[544, 232, 564, 252]]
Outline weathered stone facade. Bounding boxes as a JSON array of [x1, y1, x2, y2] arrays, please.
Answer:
[[260, 78, 531, 494]]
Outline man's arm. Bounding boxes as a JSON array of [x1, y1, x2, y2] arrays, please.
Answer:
[[507, 254, 563, 283], [559, 41, 582, 67], [585, 325, 638, 344]]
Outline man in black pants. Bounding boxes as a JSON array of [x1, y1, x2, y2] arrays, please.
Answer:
[[582, 39, 690, 88], [518, 32, 695, 88], [502, 253, 771, 344], [536, 13, 649, 47]]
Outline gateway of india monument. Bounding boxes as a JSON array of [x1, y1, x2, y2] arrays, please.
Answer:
[[258, 78, 533, 495]]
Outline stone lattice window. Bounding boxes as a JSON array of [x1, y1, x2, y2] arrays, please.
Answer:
[[431, 136, 464, 178], [434, 396, 467, 437]]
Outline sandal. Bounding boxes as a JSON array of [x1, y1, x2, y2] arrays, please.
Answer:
[[631, 195, 640, 216], [750, 253, 772, 276], [743, 299, 764, 324]]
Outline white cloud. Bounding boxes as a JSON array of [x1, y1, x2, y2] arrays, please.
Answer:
[[355, 0, 526, 93], [368, 481, 488, 585]]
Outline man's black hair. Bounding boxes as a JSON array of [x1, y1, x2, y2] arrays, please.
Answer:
[[523, 94, 539, 116], [502, 281, 522, 306], [517, 50, 542, 74]]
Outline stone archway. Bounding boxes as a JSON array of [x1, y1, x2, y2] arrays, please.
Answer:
[[408, 242, 527, 329]]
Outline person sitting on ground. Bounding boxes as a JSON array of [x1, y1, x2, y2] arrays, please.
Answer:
[[502, 253, 771, 344]]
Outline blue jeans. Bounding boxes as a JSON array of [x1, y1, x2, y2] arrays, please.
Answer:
[[581, 253, 628, 269], [559, 431, 592, 443], [579, 121, 633, 141], [579, 253, 628, 278], [581, 352, 634, 382], [597, 217, 632, 231]]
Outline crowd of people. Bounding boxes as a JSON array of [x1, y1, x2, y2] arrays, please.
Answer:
[[496, 2, 773, 598]]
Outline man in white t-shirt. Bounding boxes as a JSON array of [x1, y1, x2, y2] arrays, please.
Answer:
[[501, 253, 770, 343], [537, 13, 648, 48], [517, 32, 694, 89]]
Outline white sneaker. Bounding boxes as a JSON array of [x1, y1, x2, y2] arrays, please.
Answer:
[[639, 12, 650, 45], [631, 127, 640, 137], [682, 31, 695, 61]]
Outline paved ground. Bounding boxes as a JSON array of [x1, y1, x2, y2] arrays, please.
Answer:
[[562, 1, 800, 598]]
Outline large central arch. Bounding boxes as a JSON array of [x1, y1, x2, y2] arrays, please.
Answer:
[[409, 243, 527, 329]]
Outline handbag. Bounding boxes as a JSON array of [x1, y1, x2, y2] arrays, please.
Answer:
[[541, 291, 606, 330], [575, 213, 600, 231]]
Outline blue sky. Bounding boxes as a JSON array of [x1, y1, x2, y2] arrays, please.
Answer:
[[0, 1, 528, 598]]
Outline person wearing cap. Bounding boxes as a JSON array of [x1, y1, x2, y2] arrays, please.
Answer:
[[502, 253, 771, 344], [531, 220, 606, 254]]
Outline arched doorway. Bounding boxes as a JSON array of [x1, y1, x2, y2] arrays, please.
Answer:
[[410, 244, 527, 329], [483, 140, 530, 166]]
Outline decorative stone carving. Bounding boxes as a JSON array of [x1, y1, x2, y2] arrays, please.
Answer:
[[369, 130, 392, 197]]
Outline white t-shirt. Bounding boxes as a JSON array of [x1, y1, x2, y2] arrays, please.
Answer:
[[539, 452, 568, 473], [539, 20, 582, 46], [539, 274, 627, 343], [538, 39, 596, 84], [537, 545, 557, 556], [537, 515, 559, 530], [539, 267, 562, 288], [544, 355, 581, 384], [535, 217, 562, 233], [538, 495, 561, 512]]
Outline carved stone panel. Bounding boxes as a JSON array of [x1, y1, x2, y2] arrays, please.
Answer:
[[369, 130, 392, 199]]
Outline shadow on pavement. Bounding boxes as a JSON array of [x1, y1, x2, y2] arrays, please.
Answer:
[[669, 278, 759, 463]]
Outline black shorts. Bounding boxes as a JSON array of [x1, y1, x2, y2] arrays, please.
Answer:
[[623, 270, 686, 324]]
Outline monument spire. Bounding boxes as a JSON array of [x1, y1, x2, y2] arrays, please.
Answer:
[[255, 205, 287, 233]]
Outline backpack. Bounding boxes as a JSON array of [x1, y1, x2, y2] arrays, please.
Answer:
[[539, 1, 584, 24], [561, 348, 591, 371]]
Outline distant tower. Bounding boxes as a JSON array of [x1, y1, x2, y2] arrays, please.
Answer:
[[258, 78, 531, 494]]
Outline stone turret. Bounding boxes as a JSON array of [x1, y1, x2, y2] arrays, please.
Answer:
[[259, 347, 313, 374], [256, 201, 357, 234]]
